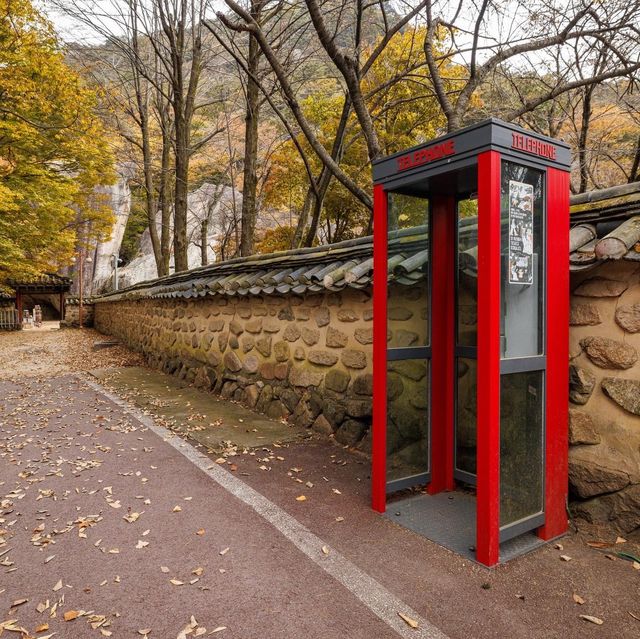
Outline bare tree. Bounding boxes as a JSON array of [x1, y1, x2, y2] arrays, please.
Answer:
[[423, 0, 640, 132], [55, 0, 225, 273]]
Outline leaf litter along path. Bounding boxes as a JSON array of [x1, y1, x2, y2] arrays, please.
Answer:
[[0, 328, 144, 380], [0, 331, 639, 638], [0, 375, 406, 639]]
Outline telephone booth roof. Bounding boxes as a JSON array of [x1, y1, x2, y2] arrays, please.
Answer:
[[372, 118, 571, 196]]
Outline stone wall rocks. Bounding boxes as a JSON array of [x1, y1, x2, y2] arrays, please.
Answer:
[[94, 286, 412, 449], [569, 409, 601, 445], [615, 302, 640, 333], [570, 303, 601, 326], [573, 277, 628, 297], [601, 378, 640, 415], [580, 336, 638, 369], [570, 261, 640, 532], [569, 365, 596, 404]]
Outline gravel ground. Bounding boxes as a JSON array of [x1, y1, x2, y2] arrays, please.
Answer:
[[0, 328, 144, 379]]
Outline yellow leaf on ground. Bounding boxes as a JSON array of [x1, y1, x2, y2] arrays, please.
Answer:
[[573, 594, 585, 605], [580, 615, 603, 625], [64, 610, 80, 621], [398, 612, 419, 628], [295, 495, 306, 502]]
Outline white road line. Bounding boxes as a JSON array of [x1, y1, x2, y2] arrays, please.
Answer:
[[81, 374, 450, 639]]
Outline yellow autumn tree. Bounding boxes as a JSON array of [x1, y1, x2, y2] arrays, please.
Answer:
[[0, 0, 115, 282]]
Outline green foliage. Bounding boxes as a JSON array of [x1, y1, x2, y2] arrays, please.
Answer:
[[0, 0, 115, 282]]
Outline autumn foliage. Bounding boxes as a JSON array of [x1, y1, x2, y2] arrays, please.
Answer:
[[0, 0, 114, 282]]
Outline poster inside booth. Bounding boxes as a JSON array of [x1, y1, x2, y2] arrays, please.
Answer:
[[508, 180, 534, 284]]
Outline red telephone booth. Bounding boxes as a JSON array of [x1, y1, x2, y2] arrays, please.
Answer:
[[371, 118, 570, 566]]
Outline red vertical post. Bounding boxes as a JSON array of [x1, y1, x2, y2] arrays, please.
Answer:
[[476, 151, 502, 566], [429, 195, 456, 494], [372, 184, 388, 513], [538, 167, 570, 540]]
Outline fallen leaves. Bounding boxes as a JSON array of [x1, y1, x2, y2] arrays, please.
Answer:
[[573, 594, 585, 605], [64, 609, 80, 621], [172, 505, 182, 513], [170, 578, 184, 586], [136, 540, 150, 549], [196, 528, 205, 536], [398, 612, 419, 628], [295, 495, 307, 502], [124, 511, 142, 523], [560, 555, 572, 562], [580, 614, 604, 625], [52, 579, 63, 592], [10, 598, 28, 607], [219, 547, 229, 556]]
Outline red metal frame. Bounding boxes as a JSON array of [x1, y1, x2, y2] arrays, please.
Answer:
[[429, 195, 456, 494], [372, 183, 388, 513], [538, 167, 570, 540], [476, 151, 502, 566], [372, 141, 569, 565]]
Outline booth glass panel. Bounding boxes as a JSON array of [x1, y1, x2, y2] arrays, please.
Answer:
[[455, 198, 478, 482], [455, 357, 477, 477], [457, 199, 478, 347], [499, 370, 544, 527], [386, 359, 430, 487], [387, 193, 430, 349], [500, 162, 544, 359]]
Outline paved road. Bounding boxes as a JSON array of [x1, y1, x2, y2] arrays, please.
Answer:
[[1, 372, 639, 639]]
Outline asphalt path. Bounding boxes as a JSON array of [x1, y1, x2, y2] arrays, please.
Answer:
[[1, 372, 639, 639]]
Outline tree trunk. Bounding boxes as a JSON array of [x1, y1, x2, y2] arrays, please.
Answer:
[[200, 220, 208, 265], [629, 134, 640, 183], [293, 96, 351, 247], [239, 3, 262, 257], [578, 87, 593, 193], [158, 105, 173, 277], [173, 111, 190, 272]]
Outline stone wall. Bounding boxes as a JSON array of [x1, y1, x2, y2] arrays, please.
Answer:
[[94, 283, 428, 455], [93, 260, 640, 532], [568, 260, 640, 531], [62, 300, 95, 328]]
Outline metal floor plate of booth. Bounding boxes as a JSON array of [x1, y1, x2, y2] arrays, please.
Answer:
[[384, 491, 545, 565]]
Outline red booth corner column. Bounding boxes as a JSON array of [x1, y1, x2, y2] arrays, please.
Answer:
[[372, 183, 388, 513], [476, 150, 502, 566], [429, 195, 456, 495], [538, 167, 570, 540]]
